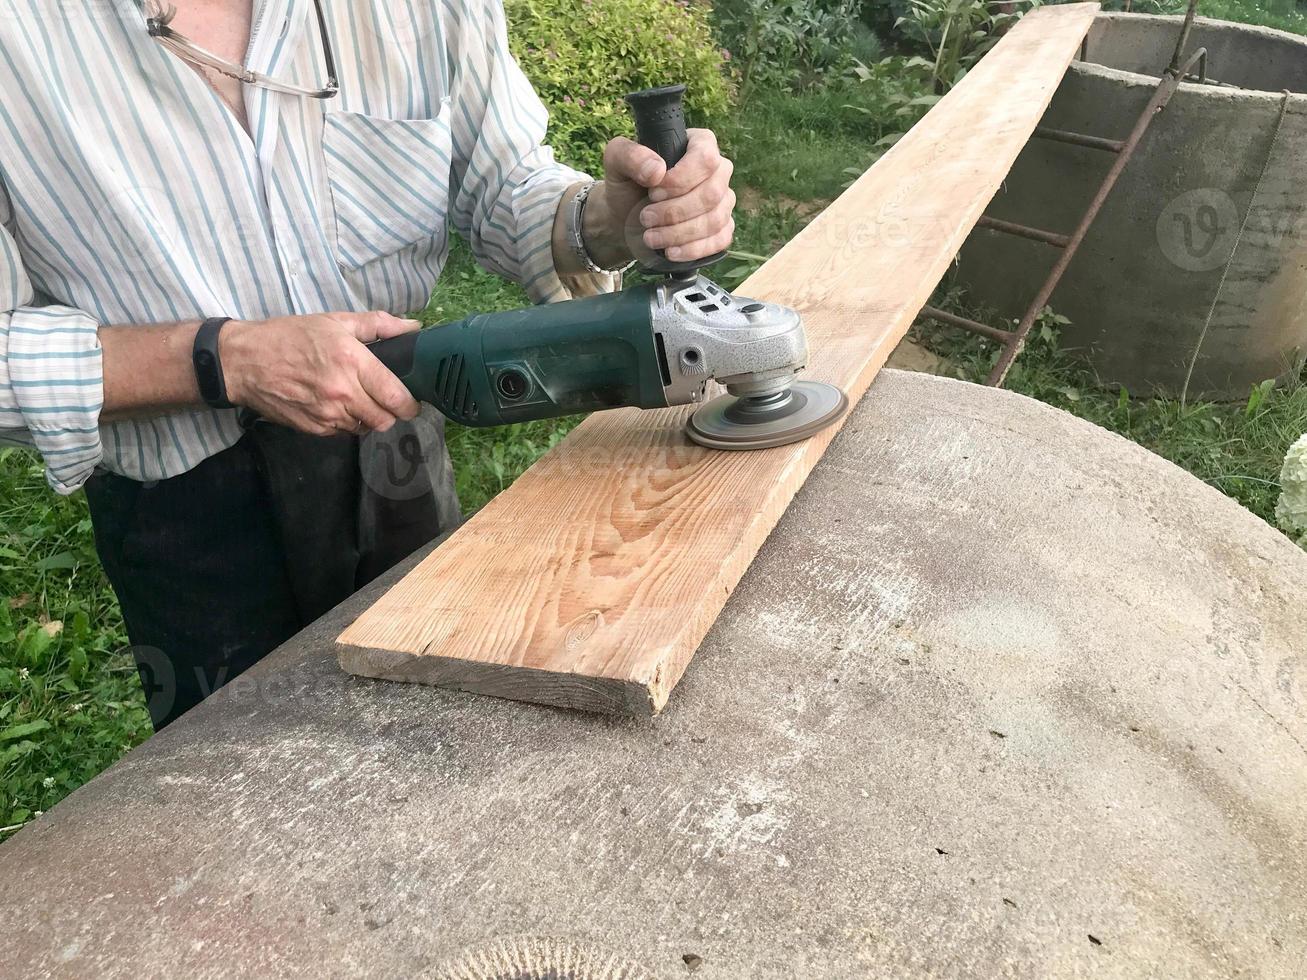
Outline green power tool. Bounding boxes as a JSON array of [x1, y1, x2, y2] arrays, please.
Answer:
[[367, 85, 848, 452]]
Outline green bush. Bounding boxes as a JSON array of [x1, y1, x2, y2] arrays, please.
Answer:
[[890, 0, 1044, 91], [505, 0, 733, 175], [862, 0, 912, 38], [714, 0, 881, 92]]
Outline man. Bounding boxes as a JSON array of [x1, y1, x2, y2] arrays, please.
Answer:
[[0, 0, 736, 727]]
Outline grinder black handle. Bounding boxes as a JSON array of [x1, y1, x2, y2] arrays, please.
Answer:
[[626, 84, 691, 173], [366, 330, 418, 379], [625, 84, 725, 275]]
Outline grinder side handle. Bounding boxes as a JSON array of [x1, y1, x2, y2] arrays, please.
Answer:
[[626, 83, 691, 172], [624, 84, 725, 275]]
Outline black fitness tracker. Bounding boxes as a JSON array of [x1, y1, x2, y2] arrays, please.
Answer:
[[192, 316, 234, 410]]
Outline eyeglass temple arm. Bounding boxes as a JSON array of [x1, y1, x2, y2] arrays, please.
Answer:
[[147, 4, 338, 99], [309, 0, 339, 95]]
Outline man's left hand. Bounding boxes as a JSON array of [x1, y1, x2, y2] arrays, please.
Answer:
[[584, 129, 735, 269]]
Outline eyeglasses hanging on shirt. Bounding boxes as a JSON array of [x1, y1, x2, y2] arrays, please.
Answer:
[[144, 1, 339, 100]]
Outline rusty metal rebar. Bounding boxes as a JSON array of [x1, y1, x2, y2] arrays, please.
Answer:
[[919, 306, 1014, 343], [1168, 0, 1200, 78], [977, 215, 1072, 249], [1034, 126, 1124, 153]]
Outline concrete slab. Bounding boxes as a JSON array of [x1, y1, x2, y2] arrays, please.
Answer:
[[0, 370, 1303, 978]]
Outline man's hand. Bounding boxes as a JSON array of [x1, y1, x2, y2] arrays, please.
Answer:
[[221, 312, 421, 435], [584, 129, 735, 268]]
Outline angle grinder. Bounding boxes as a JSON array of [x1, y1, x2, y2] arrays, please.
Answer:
[[367, 85, 847, 451]]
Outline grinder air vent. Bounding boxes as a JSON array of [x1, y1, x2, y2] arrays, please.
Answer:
[[433, 353, 479, 421]]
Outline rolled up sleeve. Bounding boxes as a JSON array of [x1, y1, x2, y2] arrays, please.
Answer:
[[445, 0, 617, 304], [0, 210, 104, 495]]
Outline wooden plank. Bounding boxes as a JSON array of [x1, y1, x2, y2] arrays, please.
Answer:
[[337, 3, 1100, 714]]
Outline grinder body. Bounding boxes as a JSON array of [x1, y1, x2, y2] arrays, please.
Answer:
[[372, 287, 664, 427], [370, 276, 808, 428]]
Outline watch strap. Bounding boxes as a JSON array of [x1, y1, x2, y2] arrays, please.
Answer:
[[568, 182, 634, 275], [193, 316, 235, 410]]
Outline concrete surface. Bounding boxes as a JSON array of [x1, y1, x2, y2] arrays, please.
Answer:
[[956, 14, 1307, 398], [0, 370, 1304, 978]]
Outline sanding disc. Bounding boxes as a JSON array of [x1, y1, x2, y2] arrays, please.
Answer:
[[686, 380, 849, 451]]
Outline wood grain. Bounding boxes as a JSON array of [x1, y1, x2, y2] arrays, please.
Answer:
[[337, 3, 1100, 714]]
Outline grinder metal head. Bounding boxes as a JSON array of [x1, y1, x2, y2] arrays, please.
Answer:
[[649, 274, 848, 451]]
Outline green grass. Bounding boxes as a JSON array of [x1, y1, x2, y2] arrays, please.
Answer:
[[718, 84, 890, 202], [1, 450, 149, 837], [1194, 0, 1307, 34], [1049, 1, 1307, 34], [718, 68, 934, 203]]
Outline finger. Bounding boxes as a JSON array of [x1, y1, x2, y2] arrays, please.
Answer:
[[603, 136, 665, 188], [312, 386, 384, 433], [299, 400, 356, 437], [325, 413, 365, 436], [644, 189, 736, 250], [296, 416, 339, 438], [665, 218, 735, 264], [373, 312, 421, 340], [357, 347, 421, 422], [266, 404, 337, 438], [648, 129, 721, 203], [340, 383, 396, 433], [339, 311, 421, 343], [640, 157, 733, 229]]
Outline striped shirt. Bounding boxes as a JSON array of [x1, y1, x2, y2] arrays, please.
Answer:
[[0, 0, 608, 493]]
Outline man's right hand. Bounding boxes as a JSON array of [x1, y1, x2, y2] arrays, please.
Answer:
[[220, 312, 422, 436]]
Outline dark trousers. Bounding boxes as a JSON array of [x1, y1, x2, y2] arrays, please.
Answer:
[[84, 417, 459, 729]]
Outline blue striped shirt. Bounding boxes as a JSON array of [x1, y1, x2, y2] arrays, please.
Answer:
[[0, 0, 607, 492]]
